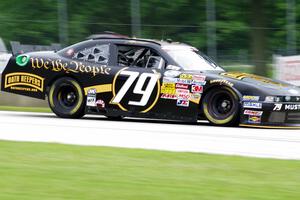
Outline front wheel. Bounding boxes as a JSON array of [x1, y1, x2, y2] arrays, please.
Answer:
[[202, 86, 240, 126], [48, 77, 85, 118]]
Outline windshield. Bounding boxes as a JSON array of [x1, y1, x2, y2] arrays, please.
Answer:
[[165, 47, 224, 71]]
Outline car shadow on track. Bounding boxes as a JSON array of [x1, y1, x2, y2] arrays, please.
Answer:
[[7, 111, 230, 128], [5, 111, 270, 129], [85, 116, 210, 127]]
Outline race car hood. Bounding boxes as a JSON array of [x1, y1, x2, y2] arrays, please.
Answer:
[[183, 70, 300, 96]]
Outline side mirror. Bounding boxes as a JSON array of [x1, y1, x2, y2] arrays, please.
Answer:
[[166, 65, 181, 71]]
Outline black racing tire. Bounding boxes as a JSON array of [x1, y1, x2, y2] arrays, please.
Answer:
[[202, 86, 240, 126], [48, 77, 85, 119]]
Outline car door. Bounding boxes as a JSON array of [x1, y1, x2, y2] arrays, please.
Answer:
[[108, 44, 165, 117]]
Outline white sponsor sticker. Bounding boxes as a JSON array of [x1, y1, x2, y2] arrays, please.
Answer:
[[176, 78, 193, 84], [176, 89, 189, 94], [161, 94, 177, 100], [87, 88, 97, 107], [243, 102, 262, 109], [177, 99, 189, 107], [242, 96, 260, 101], [87, 88, 97, 95], [175, 83, 189, 89], [193, 75, 206, 82], [96, 99, 105, 108], [177, 93, 190, 100], [163, 77, 177, 83], [87, 96, 96, 107], [244, 110, 263, 116], [191, 85, 203, 93]]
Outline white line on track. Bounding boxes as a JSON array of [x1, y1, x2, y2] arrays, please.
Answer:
[[0, 111, 300, 160]]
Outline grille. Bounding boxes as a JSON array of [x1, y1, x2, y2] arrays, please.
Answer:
[[268, 112, 286, 123], [287, 112, 300, 123]]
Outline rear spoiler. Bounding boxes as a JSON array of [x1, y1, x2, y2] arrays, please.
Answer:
[[10, 41, 62, 56]]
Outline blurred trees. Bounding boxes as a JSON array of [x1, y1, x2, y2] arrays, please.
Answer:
[[251, 0, 267, 76], [0, 0, 298, 75]]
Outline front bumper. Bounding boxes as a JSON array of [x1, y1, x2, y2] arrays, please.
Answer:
[[240, 101, 300, 128]]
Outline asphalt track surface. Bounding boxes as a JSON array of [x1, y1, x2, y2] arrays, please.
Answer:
[[0, 111, 300, 160]]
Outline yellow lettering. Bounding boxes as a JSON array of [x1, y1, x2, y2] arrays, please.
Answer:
[[85, 65, 91, 73], [104, 67, 111, 75], [92, 66, 100, 76], [36, 58, 44, 69], [44, 59, 50, 69]]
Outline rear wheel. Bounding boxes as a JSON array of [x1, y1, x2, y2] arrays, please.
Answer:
[[202, 86, 240, 126], [48, 77, 85, 118]]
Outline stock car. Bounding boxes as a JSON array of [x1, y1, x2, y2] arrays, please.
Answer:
[[1, 33, 300, 128]]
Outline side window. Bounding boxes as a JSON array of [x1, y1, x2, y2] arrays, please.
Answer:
[[117, 45, 165, 69], [73, 44, 110, 64]]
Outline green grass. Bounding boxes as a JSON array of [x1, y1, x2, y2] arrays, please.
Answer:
[[0, 141, 300, 200], [0, 106, 50, 113]]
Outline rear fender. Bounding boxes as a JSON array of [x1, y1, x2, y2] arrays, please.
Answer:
[[1, 56, 46, 99]]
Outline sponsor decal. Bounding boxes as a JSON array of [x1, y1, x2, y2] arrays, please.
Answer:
[[248, 116, 261, 124], [161, 87, 176, 95], [111, 68, 160, 113], [86, 89, 97, 107], [191, 93, 201, 100], [190, 93, 201, 104], [84, 84, 111, 95], [193, 75, 206, 82], [87, 88, 97, 95], [273, 103, 283, 111], [176, 78, 193, 84], [161, 83, 175, 89], [96, 99, 105, 109], [16, 54, 30, 67], [31, 58, 111, 76], [210, 79, 234, 87], [164, 77, 201, 85], [191, 85, 203, 93], [175, 83, 189, 89], [244, 110, 263, 116], [177, 99, 189, 107], [177, 93, 191, 100], [161, 94, 177, 100], [179, 74, 193, 80], [284, 104, 300, 111], [273, 104, 300, 111], [163, 77, 177, 83], [176, 89, 189, 94], [4, 72, 44, 92], [243, 95, 260, 101], [243, 102, 262, 109], [192, 80, 206, 85], [221, 72, 288, 87], [161, 83, 175, 95]]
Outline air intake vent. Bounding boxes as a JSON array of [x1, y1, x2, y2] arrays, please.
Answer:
[[268, 112, 286, 123]]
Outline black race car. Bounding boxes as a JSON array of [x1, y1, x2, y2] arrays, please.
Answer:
[[2, 33, 300, 128]]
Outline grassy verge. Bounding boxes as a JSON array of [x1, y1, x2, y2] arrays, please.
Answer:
[[0, 140, 299, 200], [0, 106, 51, 113]]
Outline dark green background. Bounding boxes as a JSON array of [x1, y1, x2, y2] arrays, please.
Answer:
[[0, 0, 299, 75]]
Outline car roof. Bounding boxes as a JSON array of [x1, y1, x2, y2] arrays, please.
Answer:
[[86, 32, 192, 48]]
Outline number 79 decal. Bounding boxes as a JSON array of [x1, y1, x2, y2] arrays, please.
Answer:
[[111, 68, 161, 112]]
